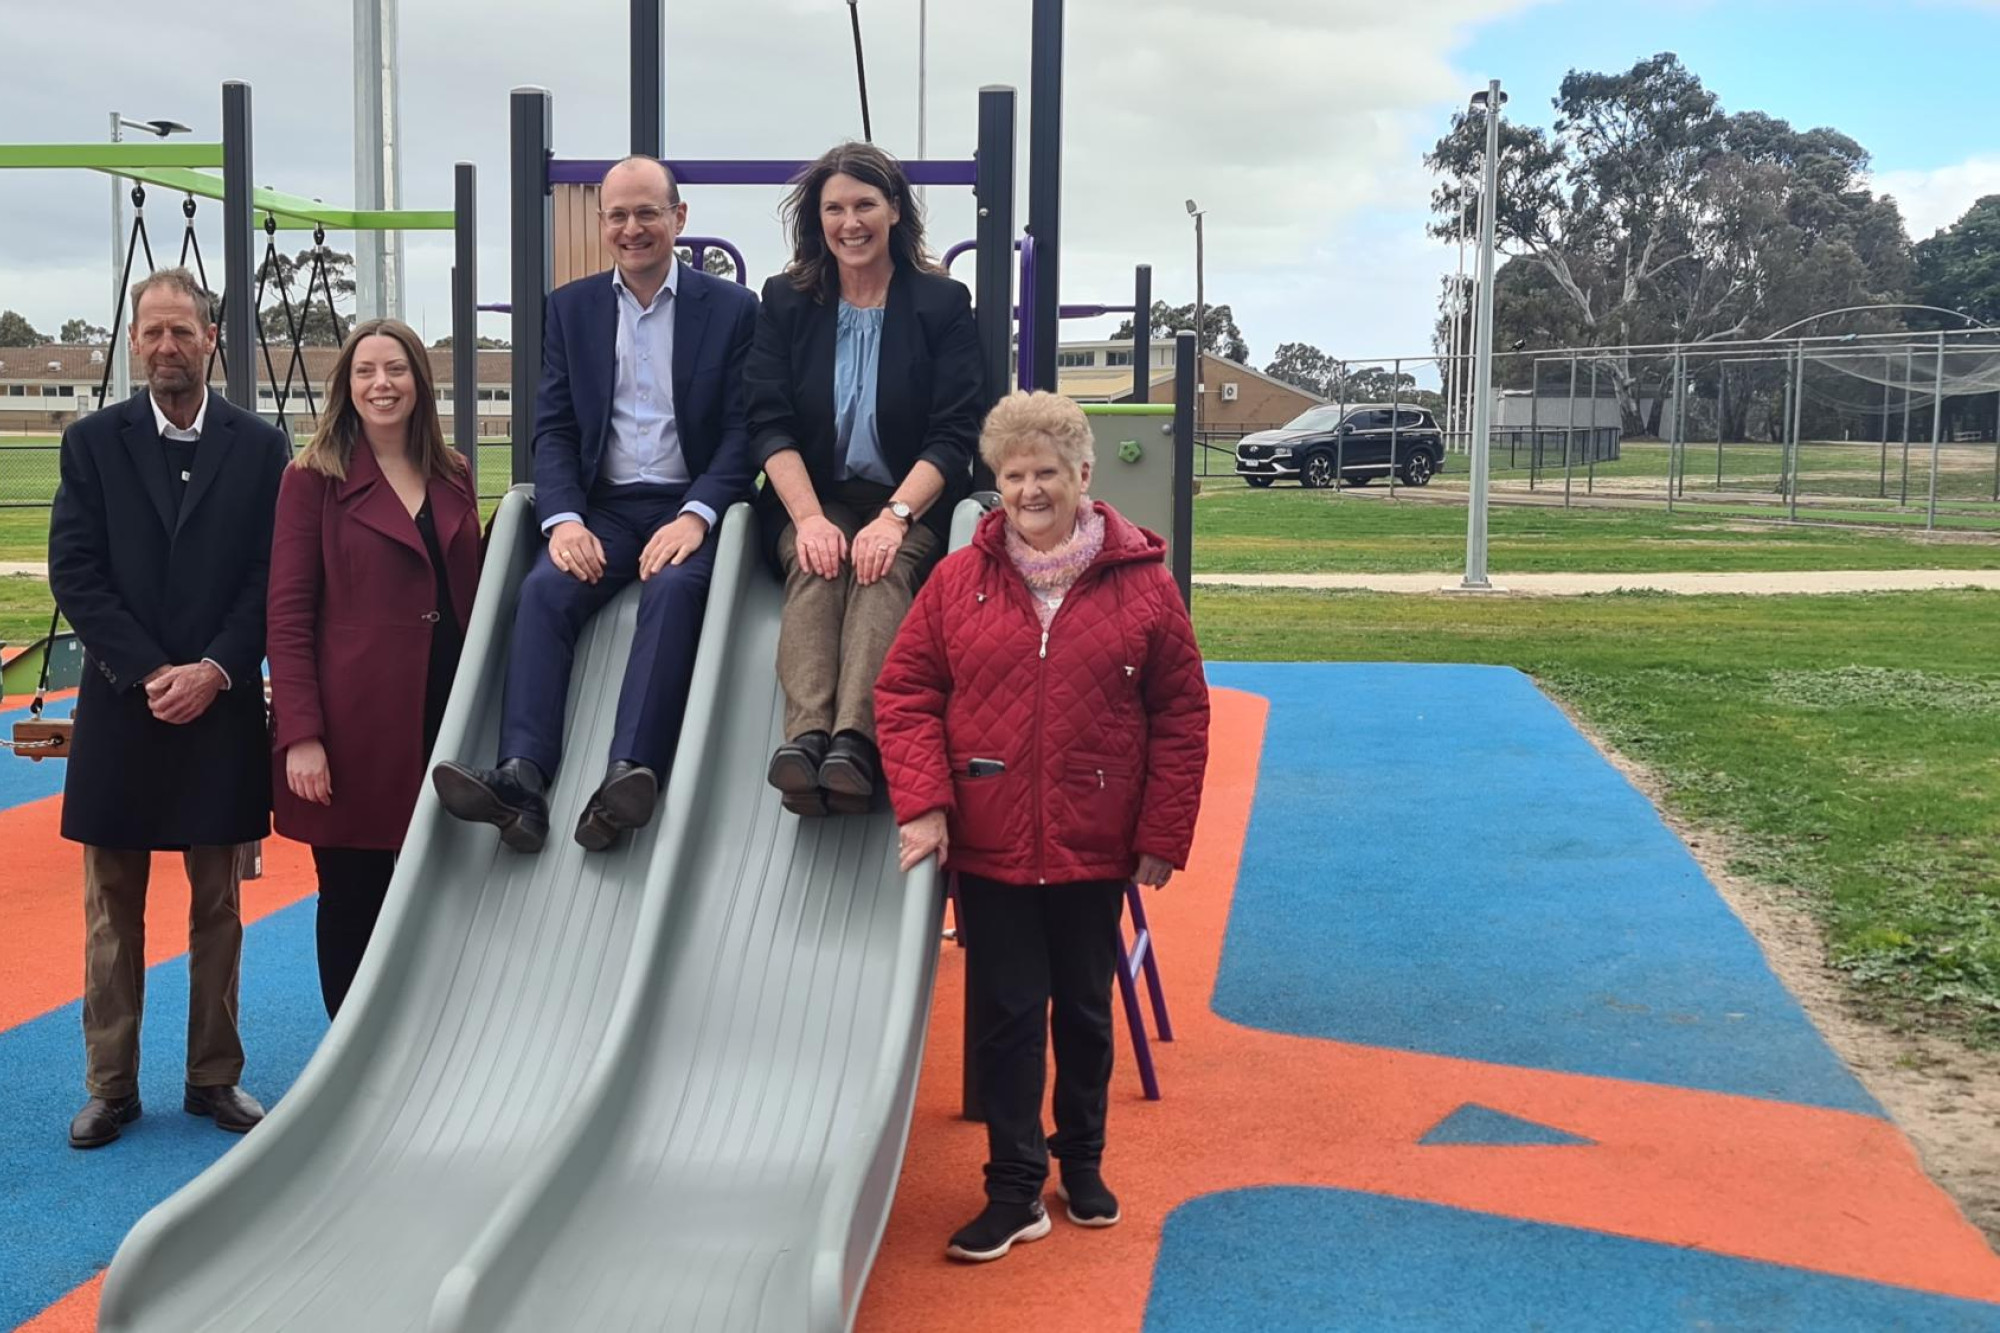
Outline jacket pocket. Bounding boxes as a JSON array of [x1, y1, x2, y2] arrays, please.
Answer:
[[948, 750, 1018, 853], [1059, 756, 1142, 856]]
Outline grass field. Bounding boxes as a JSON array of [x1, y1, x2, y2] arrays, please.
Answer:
[[1197, 586, 2000, 1046]]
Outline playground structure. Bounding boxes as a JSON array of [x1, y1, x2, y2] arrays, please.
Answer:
[[59, 0, 1201, 1326]]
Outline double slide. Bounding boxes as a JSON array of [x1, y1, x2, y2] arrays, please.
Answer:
[[97, 491, 946, 1332]]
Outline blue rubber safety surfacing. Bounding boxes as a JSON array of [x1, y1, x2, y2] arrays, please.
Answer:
[[1144, 1188, 2000, 1332], [1417, 1103, 1594, 1147], [1206, 663, 1879, 1115], [0, 900, 325, 1327]]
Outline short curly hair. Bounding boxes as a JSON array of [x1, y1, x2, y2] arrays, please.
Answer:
[[978, 390, 1094, 477]]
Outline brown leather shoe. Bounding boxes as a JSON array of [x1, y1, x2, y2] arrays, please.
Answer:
[[184, 1083, 265, 1133], [69, 1094, 141, 1149]]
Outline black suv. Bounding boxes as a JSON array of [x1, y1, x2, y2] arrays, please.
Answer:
[[1234, 403, 1445, 489]]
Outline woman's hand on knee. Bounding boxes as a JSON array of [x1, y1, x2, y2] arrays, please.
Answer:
[[287, 739, 333, 806], [853, 515, 905, 587], [796, 514, 848, 580], [898, 809, 949, 872]]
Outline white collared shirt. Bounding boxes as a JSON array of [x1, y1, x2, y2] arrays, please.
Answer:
[[148, 387, 230, 690], [150, 388, 210, 443]]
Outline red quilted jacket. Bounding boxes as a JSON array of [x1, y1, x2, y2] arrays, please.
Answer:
[[876, 501, 1210, 885]]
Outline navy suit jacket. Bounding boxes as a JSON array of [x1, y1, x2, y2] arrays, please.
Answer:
[[532, 263, 760, 529]]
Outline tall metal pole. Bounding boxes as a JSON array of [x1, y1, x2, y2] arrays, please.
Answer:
[[1928, 330, 1945, 530], [1171, 331, 1196, 606], [1564, 354, 1577, 507], [917, 0, 928, 166], [1991, 384, 1999, 504], [1879, 354, 1890, 499], [108, 112, 132, 406], [1788, 347, 1805, 522], [1717, 361, 1727, 490], [451, 161, 478, 480], [354, 0, 406, 320], [510, 87, 552, 485], [1901, 347, 1913, 505], [1192, 209, 1205, 435], [1460, 79, 1502, 591], [630, 0, 664, 156], [972, 86, 1016, 418], [1132, 264, 1152, 403], [220, 82, 255, 412], [1388, 356, 1401, 497], [1026, 0, 1062, 393]]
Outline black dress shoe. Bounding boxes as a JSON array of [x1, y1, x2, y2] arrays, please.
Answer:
[[184, 1083, 265, 1134], [818, 731, 879, 815], [767, 731, 831, 797], [433, 757, 549, 853], [69, 1094, 141, 1149], [574, 760, 659, 851]]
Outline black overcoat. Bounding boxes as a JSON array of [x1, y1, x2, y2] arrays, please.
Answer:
[[47, 390, 290, 849]]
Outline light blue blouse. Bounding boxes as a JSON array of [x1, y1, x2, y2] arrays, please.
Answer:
[[833, 300, 893, 486]]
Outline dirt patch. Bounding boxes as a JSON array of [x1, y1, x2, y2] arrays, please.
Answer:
[[1543, 691, 2000, 1250]]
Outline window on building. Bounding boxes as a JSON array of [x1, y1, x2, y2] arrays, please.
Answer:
[[1105, 350, 1132, 367], [476, 389, 495, 402], [5, 386, 24, 397], [1057, 350, 1095, 368], [57, 385, 75, 397]]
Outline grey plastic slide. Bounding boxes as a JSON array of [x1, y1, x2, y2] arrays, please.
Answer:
[[98, 490, 945, 1332]]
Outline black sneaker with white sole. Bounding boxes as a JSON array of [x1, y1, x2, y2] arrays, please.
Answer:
[[945, 1200, 1052, 1262], [1057, 1169, 1121, 1227]]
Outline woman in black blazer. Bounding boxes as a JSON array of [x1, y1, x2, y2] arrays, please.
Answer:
[[746, 141, 985, 816]]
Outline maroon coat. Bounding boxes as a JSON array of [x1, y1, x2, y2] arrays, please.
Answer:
[[875, 502, 1210, 886], [266, 446, 481, 849]]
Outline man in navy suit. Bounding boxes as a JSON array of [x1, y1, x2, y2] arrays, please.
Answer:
[[434, 157, 758, 852]]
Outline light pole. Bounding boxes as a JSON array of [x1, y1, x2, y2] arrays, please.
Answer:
[[1458, 79, 1505, 592], [1186, 198, 1204, 433], [109, 113, 192, 407]]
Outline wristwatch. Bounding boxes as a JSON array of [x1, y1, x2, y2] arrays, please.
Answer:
[[884, 500, 914, 526]]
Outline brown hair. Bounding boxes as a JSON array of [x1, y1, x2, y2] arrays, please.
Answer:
[[294, 318, 462, 482], [130, 267, 216, 324], [780, 142, 935, 303]]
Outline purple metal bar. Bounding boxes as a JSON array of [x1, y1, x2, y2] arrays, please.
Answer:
[[1127, 879, 1175, 1042], [478, 302, 511, 314], [1115, 941, 1160, 1101], [549, 157, 978, 187], [678, 235, 751, 285], [1017, 234, 1037, 392]]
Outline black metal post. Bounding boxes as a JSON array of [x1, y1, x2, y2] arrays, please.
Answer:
[[1132, 264, 1151, 403], [631, 0, 664, 157], [511, 88, 552, 486], [452, 161, 478, 481], [1027, 0, 1062, 393], [973, 86, 1016, 417], [220, 81, 255, 411], [1172, 330, 1195, 607]]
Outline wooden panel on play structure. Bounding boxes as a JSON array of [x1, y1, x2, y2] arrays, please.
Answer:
[[11, 718, 71, 762], [552, 184, 616, 289]]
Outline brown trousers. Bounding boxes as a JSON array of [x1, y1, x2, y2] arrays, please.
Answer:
[[776, 487, 942, 743], [82, 844, 246, 1099]]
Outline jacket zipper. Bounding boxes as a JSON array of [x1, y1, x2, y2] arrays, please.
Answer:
[[1011, 555, 1112, 887]]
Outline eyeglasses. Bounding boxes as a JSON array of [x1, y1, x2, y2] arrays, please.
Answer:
[[598, 204, 680, 228]]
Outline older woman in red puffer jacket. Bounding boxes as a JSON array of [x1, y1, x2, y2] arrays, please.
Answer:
[[875, 389, 1210, 1265]]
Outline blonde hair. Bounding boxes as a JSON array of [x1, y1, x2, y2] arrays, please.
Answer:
[[294, 318, 462, 482], [979, 390, 1094, 477]]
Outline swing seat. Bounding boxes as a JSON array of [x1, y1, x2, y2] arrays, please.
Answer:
[[10, 717, 71, 762]]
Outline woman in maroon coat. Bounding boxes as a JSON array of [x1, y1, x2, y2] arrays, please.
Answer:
[[876, 390, 1210, 1263], [267, 318, 481, 1017]]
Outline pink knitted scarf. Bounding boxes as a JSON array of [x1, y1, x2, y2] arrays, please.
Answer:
[[1005, 504, 1106, 629]]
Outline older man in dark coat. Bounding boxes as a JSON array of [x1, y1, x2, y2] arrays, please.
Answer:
[[47, 268, 290, 1149]]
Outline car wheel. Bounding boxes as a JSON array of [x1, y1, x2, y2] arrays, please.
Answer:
[[1244, 475, 1274, 489], [1401, 453, 1436, 486], [1299, 452, 1336, 489]]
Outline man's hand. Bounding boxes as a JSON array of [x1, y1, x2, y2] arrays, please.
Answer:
[[1135, 853, 1174, 889], [547, 520, 606, 583], [852, 514, 907, 587], [639, 512, 710, 581], [898, 809, 950, 873], [146, 662, 225, 725], [287, 739, 333, 805], [793, 514, 849, 581]]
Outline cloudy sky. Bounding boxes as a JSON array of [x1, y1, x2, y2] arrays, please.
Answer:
[[5, 0, 1999, 383]]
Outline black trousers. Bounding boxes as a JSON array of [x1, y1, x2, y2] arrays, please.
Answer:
[[957, 874, 1125, 1205], [310, 847, 395, 1019]]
